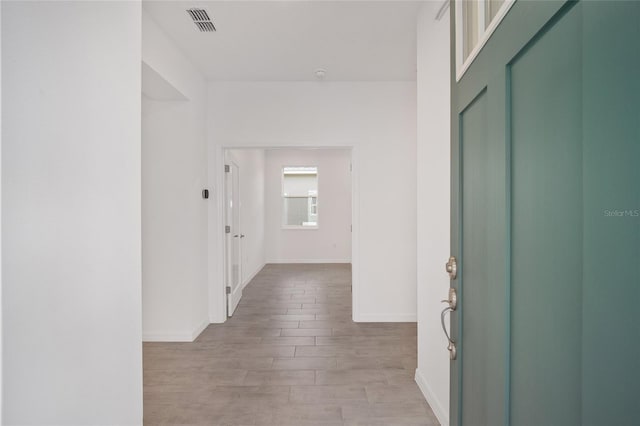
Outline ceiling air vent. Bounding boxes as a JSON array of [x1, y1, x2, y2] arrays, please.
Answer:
[[187, 8, 216, 32]]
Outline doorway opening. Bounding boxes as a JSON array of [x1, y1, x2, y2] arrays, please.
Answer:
[[219, 147, 355, 320]]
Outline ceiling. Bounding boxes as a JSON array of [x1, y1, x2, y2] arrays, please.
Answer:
[[143, 1, 424, 81]]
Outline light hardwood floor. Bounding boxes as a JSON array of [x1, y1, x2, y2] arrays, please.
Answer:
[[144, 264, 439, 425]]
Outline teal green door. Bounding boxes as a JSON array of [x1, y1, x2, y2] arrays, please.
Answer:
[[450, 1, 639, 425]]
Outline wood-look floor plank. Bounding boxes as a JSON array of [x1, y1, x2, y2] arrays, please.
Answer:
[[143, 263, 439, 425], [271, 357, 337, 370], [280, 328, 332, 337]]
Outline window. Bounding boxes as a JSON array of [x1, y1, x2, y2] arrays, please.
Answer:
[[282, 166, 318, 228], [456, 0, 515, 81]]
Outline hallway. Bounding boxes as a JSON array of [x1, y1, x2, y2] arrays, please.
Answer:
[[144, 264, 439, 425]]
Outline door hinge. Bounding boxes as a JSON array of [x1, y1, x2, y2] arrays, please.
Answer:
[[350, 163, 352, 172], [225, 225, 231, 234], [226, 286, 231, 294], [350, 225, 353, 232], [224, 164, 230, 173]]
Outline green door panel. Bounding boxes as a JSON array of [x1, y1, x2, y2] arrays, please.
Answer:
[[460, 89, 507, 426], [581, 2, 640, 425], [509, 4, 583, 425], [450, 1, 640, 425]]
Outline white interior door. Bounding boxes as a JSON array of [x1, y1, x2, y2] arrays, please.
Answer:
[[225, 161, 242, 316]]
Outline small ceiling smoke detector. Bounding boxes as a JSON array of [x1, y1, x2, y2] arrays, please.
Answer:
[[187, 8, 216, 32], [315, 69, 327, 80]]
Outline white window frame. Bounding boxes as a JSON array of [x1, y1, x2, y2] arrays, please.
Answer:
[[309, 195, 317, 217], [281, 166, 319, 230], [455, 0, 517, 82]]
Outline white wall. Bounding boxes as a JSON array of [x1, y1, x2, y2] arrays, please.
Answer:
[[141, 10, 209, 342], [265, 149, 352, 263], [225, 149, 266, 286], [208, 82, 417, 322], [414, 3, 451, 426], [0, 4, 3, 421], [2, 2, 142, 424]]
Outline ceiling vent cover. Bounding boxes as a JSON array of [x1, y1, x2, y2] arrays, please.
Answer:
[[187, 8, 216, 32]]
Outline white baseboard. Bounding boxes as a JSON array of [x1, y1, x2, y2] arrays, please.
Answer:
[[143, 331, 193, 342], [355, 313, 417, 322], [415, 368, 449, 426], [209, 313, 226, 324], [266, 259, 351, 264], [143, 318, 209, 343], [190, 318, 209, 340], [242, 262, 265, 291]]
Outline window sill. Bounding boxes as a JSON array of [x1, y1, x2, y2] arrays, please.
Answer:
[[282, 226, 319, 230]]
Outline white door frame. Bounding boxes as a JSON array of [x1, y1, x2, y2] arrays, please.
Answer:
[[208, 145, 360, 323]]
